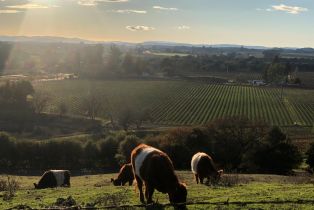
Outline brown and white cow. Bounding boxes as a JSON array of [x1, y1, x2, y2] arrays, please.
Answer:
[[34, 170, 71, 189], [131, 144, 187, 205], [191, 152, 223, 184], [111, 163, 134, 186]]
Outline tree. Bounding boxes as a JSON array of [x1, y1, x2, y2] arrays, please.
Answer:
[[0, 42, 11, 75], [116, 135, 140, 164], [161, 58, 175, 76], [116, 107, 134, 131], [133, 108, 152, 129], [263, 56, 291, 84], [98, 136, 119, 168], [31, 91, 51, 114], [80, 91, 103, 120], [106, 45, 122, 75], [252, 127, 302, 174], [263, 49, 282, 60], [58, 102, 68, 116], [306, 143, 314, 170], [122, 52, 135, 75], [0, 81, 35, 121]]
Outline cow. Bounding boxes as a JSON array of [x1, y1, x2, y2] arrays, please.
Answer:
[[131, 144, 187, 205], [34, 170, 71, 189], [111, 163, 134, 186], [191, 152, 223, 184]]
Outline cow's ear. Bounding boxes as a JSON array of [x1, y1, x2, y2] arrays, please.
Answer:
[[111, 178, 114, 182]]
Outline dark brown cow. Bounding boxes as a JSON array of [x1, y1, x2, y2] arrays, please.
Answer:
[[34, 170, 71, 189], [111, 163, 134, 186], [131, 144, 187, 205], [191, 152, 223, 184]]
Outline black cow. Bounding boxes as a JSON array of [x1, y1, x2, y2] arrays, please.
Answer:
[[34, 170, 71, 189]]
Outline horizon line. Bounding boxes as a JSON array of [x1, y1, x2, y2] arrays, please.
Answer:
[[0, 34, 312, 49]]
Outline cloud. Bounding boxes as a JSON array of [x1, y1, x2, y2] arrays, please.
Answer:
[[78, 0, 128, 6], [0, 9, 21, 14], [177, 25, 190, 30], [6, 3, 58, 9], [126, 25, 155, 31], [110, 9, 147, 14], [78, 0, 97, 6], [153, 6, 178, 11], [271, 4, 308, 14]]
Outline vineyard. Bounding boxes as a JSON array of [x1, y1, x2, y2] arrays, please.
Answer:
[[34, 79, 314, 127]]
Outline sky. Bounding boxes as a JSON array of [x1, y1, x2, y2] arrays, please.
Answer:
[[0, 0, 313, 47]]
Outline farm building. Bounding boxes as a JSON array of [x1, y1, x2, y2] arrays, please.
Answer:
[[249, 80, 266, 86]]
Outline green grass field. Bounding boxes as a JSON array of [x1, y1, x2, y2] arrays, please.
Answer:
[[34, 80, 314, 127], [1, 172, 314, 209]]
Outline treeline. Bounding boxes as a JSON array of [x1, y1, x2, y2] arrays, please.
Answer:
[[0, 80, 34, 124], [0, 80, 151, 134], [0, 117, 304, 174], [0, 42, 11, 75], [1, 41, 314, 78]]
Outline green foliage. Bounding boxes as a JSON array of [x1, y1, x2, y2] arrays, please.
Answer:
[[106, 44, 122, 75], [264, 63, 287, 83], [58, 102, 68, 116], [144, 119, 302, 174], [98, 136, 119, 169], [0, 80, 34, 123], [0, 120, 304, 173], [252, 127, 302, 173], [0, 42, 11, 75], [306, 143, 314, 170], [116, 135, 140, 164], [31, 90, 51, 114]]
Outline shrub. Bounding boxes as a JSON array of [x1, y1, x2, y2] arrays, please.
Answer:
[[306, 143, 314, 170], [207, 117, 267, 170], [98, 136, 119, 169], [116, 135, 140, 164], [252, 127, 302, 174], [0, 176, 20, 201]]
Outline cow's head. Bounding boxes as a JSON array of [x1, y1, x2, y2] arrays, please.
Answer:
[[214, 169, 224, 180], [111, 178, 122, 186], [169, 182, 187, 205]]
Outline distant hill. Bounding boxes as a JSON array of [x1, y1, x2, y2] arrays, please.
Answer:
[[0, 35, 95, 44], [141, 41, 269, 49], [1, 35, 312, 51], [0, 35, 270, 49]]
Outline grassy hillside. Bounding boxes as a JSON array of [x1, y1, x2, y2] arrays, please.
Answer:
[[1, 172, 314, 209], [34, 80, 314, 127]]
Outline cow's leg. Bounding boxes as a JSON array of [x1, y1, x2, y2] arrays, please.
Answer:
[[195, 174, 199, 184], [64, 173, 71, 187], [200, 176, 204, 184], [135, 176, 145, 203], [145, 182, 154, 204], [206, 176, 211, 185]]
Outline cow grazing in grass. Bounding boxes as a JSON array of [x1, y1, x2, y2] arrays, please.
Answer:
[[34, 170, 71, 189], [191, 152, 223, 184], [131, 144, 187, 205], [111, 163, 134, 186]]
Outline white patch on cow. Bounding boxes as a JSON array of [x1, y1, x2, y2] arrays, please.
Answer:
[[191, 152, 207, 174], [51, 170, 65, 186], [135, 147, 161, 180]]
